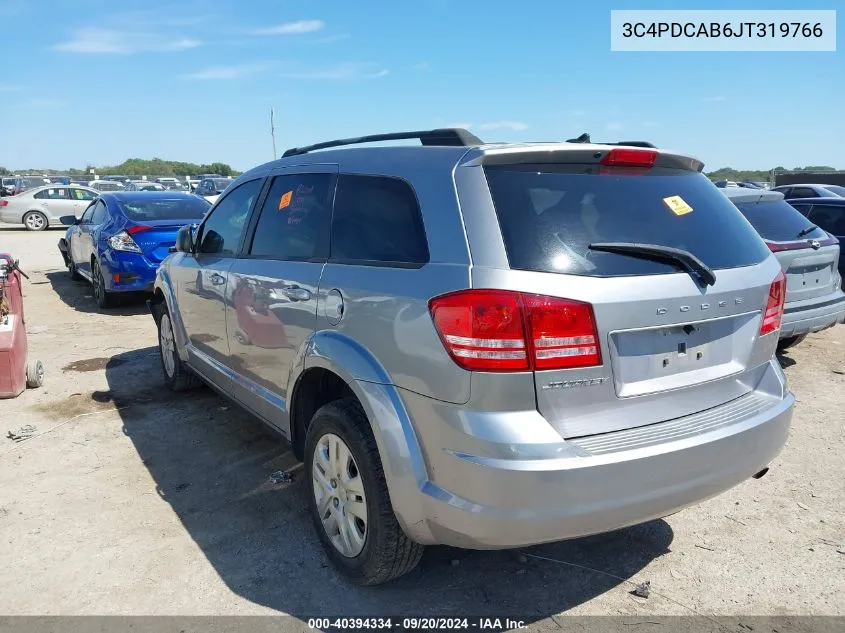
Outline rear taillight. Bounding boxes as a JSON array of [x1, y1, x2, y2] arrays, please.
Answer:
[[126, 225, 152, 235], [766, 236, 838, 252], [429, 290, 601, 372], [0, 200, 7, 207], [760, 271, 786, 336], [599, 147, 658, 168]]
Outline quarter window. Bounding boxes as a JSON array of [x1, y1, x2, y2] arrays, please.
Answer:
[[330, 174, 429, 265]]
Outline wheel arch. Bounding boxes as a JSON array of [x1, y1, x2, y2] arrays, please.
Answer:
[[290, 330, 432, 539], [151, 270, 190, 361]]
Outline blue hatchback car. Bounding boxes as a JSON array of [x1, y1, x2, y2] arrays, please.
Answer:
[[58, 191, 210, 308]]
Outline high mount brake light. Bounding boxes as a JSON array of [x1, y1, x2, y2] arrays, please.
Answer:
[[599, 147, 658, 168], [429, 290, 601, 372]]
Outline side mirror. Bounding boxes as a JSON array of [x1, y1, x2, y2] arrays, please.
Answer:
[[176, 224, 195, 254], [60, 215, 79, 226]]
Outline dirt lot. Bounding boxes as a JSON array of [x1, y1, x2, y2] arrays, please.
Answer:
[[1, 227, 843, 624]]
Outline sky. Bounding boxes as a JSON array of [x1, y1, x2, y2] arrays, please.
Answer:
[[1, 0, 842, 172]]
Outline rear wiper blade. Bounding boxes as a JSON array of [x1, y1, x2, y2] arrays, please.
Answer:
[[797, 224, 818, 238], [588, 242, 717, 286]]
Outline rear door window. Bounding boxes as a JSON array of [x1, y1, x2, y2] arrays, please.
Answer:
[[734, 199, 827, 242], [248, 173, 334, 261], [484, 164, 769, 277], [808, 205, 845, 236], [330, 174, 429, 266]]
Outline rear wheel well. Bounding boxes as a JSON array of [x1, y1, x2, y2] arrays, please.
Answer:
[[150, 289, 166, 324], [290, 368, 356, 461]]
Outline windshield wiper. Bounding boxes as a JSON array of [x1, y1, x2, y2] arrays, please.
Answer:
[[588, 242, 717, 286], [797, 224, 818, 238]]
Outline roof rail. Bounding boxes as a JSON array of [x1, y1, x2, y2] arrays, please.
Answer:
[[564, 132, 657, 148], [282, 128, 483, 158]]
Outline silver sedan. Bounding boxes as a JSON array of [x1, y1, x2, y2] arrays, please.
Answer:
[[0, 185, 99, 230]]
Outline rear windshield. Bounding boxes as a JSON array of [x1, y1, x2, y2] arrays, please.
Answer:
[[484, 164, 770, 277], [118, 197, 210, 221], [823, 185, 845, 197], [734, 199, 828, 242]]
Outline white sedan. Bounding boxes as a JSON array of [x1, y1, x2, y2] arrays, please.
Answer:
[[0, 185, 99, 230]]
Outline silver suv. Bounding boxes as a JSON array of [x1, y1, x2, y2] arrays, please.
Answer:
[[150, 128, 794, 585]]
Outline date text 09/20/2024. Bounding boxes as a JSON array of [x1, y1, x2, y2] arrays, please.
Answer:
[[307, 618, 526, 631]]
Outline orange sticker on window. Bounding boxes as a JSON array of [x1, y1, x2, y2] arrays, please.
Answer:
[[279, 190, 293, 210]]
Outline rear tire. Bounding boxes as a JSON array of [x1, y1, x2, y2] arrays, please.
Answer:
[[778, 334, 806, 351], [305, 397, 424, 585], [26, 360, 44, 388], [158, 310, 201, 392], [92, 259, 114, 309], [23, 211, 47, 231]]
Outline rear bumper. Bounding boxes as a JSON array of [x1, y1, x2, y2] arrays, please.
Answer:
[[396, 360, 793, 549], [99, 250, 158, 293], [780, 290, 845, 338]]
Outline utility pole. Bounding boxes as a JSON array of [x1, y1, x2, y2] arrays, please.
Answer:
[[270, 107, 277, 160]]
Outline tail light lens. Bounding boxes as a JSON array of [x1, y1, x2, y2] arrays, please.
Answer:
[[126, 225, 152, 235], [760, 271, 786, 336], [108, 230, 143, 253], [429, 290, 601, 372], [0, 200, 7, 207]]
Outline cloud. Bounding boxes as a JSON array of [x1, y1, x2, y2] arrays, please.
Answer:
[[704, 95, 727, 102], [279, 62, 388, 80], [605, 121, 623, 131], [53, 28, 200, 54], [181, 63, 269, 80], [478, 121, 528, 132], [253, 20, 325, 35]]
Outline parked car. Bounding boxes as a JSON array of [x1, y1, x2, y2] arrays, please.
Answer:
[[0, 177, 15, 196], [150, 128, 794, 585], [770, 184, 844, 200], [58, 192, 211, 308], [89, 180, 125, 192], [722, 188, 845, 349], [787, 197, 845, 289], [125, 181, 165, 192], [0, 184, 99, 230], [155, 177, 183, 190], [10, 176, 49, 195], [194, 177, 232, 204]]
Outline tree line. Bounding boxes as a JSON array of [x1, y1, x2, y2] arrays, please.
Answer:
[[0, 158, 240, 178]]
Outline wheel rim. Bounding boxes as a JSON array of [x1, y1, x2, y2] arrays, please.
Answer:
[[160, 314, 176, 378], [25, 213, 45, 230], [312, 433, 368, 558]]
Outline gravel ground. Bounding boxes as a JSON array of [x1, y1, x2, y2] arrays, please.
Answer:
[[0, 227, 843, 625]]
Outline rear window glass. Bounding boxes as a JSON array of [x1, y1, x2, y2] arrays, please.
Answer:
[[484, 164, 770, 277], [734, 199, 827, 242], [117, 197, 210, 221]]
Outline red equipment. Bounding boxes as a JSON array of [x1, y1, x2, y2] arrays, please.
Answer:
[[0, 254, 44, 398]]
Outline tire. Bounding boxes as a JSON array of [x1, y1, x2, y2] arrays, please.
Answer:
[[91, 259, 114, 309], [305, 397, 424, 585], [158, 309, 201, 392], [67, 258, 83, 281], [26, 360, 45, 388], [23, 211, 48, 231], [778, 334, 807, 351]]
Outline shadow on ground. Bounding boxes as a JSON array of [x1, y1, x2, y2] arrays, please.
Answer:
[[777, 350, 796, 369], [45, 271, 150, 316], [105, 347, 672, 621]]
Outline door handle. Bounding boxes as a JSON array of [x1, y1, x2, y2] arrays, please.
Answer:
[[281, 285, 312, 302], [210, 273, 226, 286]]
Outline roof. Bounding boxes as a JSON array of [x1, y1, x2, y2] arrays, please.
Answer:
[[101, 191, 202, 203], [773, 183, 833, 188], [721, 188, 785, 203]]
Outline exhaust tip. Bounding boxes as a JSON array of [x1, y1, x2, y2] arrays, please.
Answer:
[[752, 467, 770, 480]]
